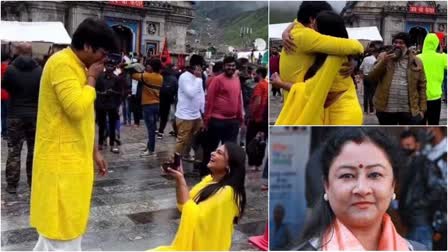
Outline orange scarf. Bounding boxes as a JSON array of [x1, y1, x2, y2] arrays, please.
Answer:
[[322, 214, 409, 251]]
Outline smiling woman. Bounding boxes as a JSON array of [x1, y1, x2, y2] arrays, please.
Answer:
[[294, 128, 427, 251]]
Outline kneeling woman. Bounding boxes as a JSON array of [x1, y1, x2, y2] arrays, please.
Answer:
[[153, 142, 246, 251], [295, 128, 425, 250]]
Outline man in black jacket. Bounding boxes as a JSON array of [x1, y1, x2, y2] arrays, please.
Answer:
[[95, 62, 125, 153], [398, 130, 442, 250], [157, 64, 178, 139], [2, 43, 42, 194]]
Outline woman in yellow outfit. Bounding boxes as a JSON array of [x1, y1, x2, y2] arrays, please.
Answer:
[[152, 142, 246, 251], [273, 4, 364, 125]]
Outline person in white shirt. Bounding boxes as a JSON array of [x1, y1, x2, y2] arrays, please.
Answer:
[[174, 55, 205, 157], [359, 49, 379, 114]]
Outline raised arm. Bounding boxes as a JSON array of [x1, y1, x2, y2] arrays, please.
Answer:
[[52, 63, 99, 121], [298, 28, 364, 56]]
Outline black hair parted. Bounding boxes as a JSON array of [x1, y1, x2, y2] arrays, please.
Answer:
[[298, 128, 404, 247], [400, 130, 419, 142], [147, 58, 162, 73], [297, 1, 333, 25], [193, 142, 247, 224], [71, 18, 118, 53], [392, 32, 411, 47], [189, 54, 205, 67], [223, 56, 237, 65], [256, 66, 268, 79]]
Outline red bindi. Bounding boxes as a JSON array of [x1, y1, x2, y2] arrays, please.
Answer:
[[358, 164, 364, 168]]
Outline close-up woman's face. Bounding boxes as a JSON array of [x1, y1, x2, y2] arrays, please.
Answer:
[[207, 145, 229, 174], [324, 141, 395, 229]]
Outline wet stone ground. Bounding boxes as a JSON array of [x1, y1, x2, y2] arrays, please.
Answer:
[[269, 85, 448, 125], [1, 123, 267, 251]]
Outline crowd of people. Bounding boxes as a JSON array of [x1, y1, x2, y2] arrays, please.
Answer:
[[1, 17, 268, 251], [270, 1, 447, 126]]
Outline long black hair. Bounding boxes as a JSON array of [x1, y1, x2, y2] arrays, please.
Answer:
[[304, 11, 349, 81], [299, 128, 403, 247], [193, 142, 247, 224]]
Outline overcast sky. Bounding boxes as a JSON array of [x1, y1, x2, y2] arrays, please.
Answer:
[[270, 1, 347, 13]]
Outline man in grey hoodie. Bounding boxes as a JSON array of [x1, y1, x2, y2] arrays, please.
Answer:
[[2, 43, 42, 194]]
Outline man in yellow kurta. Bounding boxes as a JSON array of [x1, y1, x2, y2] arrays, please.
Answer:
[[30, 18, 117, 250], [273, 1, 365, 125]]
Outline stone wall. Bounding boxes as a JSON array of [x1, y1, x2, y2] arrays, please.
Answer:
[[1, 1, 193, 55]]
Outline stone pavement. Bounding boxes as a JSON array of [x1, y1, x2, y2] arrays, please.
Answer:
[[1, 123, 267, 251], [269, 86, 447, 125]]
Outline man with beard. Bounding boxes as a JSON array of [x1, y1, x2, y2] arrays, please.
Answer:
[[202, 56, 243, 177], [367, 32, 427, 125]]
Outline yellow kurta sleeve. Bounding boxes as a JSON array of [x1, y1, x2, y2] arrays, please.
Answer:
[[52, 63, 96, 120], [152, 184, 238, 251], [280, 21, 364, 102], [296, 23, 364, 56], [276, 56, 343, 125]]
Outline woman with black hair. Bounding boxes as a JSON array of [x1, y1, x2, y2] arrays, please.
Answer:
[[294, 128, 426, 251], [153, 142, 246, 250], [274, 10, 363, 125]]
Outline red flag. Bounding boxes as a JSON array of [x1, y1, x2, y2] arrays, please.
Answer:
[[161, 37, 171, 66]]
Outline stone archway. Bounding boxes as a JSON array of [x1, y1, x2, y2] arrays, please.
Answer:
[[112, 24, 133, 53]]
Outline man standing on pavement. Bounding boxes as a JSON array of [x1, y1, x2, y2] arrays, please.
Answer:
[[2, 43, 42, 194], [202, 56, 243, 177], [131, 58, 163, 157], [174, 55, 205, 162], [367, 32, 427, 125], [247, 66, 268, 145], [30, 18, 114, 250], [157, 64, 178, 139], [359, 48, 379, 114], [95, 61, 125, 153], [417, 33, 447, 125]]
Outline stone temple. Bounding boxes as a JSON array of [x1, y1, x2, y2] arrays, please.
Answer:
[[341, 1, 447, 50], [1, 1, 194, 66]]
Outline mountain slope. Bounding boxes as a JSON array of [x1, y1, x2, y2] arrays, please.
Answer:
[[189, 2, 268, 50]]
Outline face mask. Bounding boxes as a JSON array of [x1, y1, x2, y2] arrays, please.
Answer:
[[402, 148, 415, 156]]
